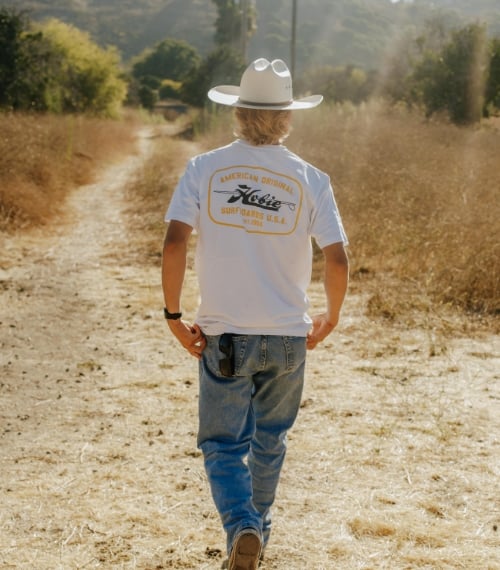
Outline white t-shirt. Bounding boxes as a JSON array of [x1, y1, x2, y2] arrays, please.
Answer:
[[165, 139, 348, 336]]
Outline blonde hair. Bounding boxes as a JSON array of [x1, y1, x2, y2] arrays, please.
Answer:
[[234, 107, 292, 146]]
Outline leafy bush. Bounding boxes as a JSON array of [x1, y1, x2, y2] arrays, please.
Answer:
[[159, 79, 182, 100], [40, 19, 127, 117], [0, 9, 127, 116], [130, 38, 200, 111], [132, 38, 200, 83]]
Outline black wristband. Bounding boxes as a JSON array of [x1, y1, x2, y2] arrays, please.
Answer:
[[163, 307, 182, 320]]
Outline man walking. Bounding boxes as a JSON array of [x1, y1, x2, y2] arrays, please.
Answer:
[[162, 58, 349, 569]]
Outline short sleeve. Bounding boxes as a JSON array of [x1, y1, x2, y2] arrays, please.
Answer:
[[310, 178, 348, 248], [164, 158, 200, 230]]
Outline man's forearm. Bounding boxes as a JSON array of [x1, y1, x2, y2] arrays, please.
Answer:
[[324, 260, 349, 326], [162, 241, 187, 312], [323, 243, 349, 326], [162, 221, 193, 313]]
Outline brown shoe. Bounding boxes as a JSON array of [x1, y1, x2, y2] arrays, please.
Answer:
[[228, 529, 261, 570]]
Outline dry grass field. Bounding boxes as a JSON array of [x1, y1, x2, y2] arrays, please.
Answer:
[[0, 109, 499, 569], [291, 104, 499, 320], [0, 113, 137, 231]]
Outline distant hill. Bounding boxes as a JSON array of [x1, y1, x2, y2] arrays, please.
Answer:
[[1, 0, 499, 71], [258, 0, 500, 76], [0, 0, 217, 61]]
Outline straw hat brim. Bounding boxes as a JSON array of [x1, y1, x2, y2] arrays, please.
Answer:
[[208, 85, 323, 110]]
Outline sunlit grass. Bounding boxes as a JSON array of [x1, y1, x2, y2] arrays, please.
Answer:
[[125, 134, 189, 263], [0, 113, 137, 231], [288, 102, 499, 320]]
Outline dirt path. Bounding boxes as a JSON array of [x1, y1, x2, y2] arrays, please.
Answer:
[[0, 129, 499, 569]]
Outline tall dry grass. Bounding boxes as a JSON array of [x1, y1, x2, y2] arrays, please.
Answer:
[[124, 127, 198, 265], [288, 103, 499, 321], [0, 113, 137, 231]]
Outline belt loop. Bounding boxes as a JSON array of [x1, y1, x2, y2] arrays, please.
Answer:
[[259, 335, 267, 370]]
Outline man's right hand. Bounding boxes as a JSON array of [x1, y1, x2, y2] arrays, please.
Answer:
[[306, 313, 337, 350]]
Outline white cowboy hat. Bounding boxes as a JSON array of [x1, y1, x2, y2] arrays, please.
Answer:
[[208, 58, 323, 110]]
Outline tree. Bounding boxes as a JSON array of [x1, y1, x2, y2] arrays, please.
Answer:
[[180, 2, 255, 110], [485, 38, 500, 113], [181, 46, 245, 107], [132, 38, 200, 83], [412, 23, 489, 124], [0, 8, 57, 111], [0, 8, 25, 107], [212, 0, 256, 58]]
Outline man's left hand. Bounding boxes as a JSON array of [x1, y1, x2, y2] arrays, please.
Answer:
[[168, 320, 206, 359]]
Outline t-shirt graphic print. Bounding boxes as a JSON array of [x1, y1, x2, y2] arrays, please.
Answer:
[[208, 165, 302, 235]]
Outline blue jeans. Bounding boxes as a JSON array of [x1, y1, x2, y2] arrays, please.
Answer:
[[197, 334, 306, 554]]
